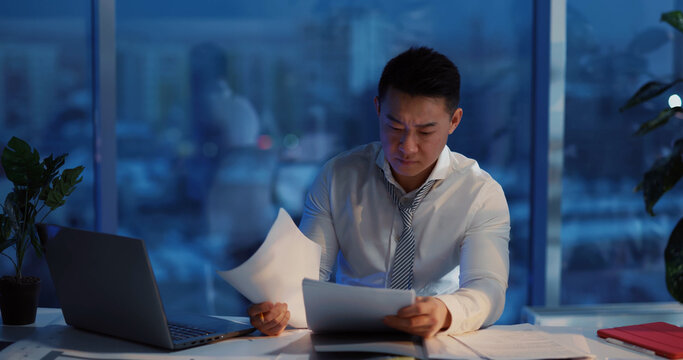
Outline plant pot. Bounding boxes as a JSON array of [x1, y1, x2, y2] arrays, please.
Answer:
[[0, 276, 41, 325]]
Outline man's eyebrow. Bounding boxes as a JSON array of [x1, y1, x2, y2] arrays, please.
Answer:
[[386, 114, 402, 124], [385, 114, 437, 128]]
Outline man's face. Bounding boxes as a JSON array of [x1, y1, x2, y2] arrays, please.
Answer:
[[375, 87, 462, 191]]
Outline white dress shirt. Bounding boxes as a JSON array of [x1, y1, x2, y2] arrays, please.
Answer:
[[299, 142, 510, 335]]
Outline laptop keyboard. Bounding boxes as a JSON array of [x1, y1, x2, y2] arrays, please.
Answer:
[[168, 322, 215, 341]]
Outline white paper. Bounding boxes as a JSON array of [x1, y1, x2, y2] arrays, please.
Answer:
[[449, 324, 595, 360], [302, 278, 415, 332], [312, 333, 424, 358], [425, 334, 481, 359], [535, 325, 593, 355], [217, 208, 321, 328]]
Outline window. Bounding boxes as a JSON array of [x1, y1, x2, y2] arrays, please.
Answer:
[[562, 0, 683, 304], [0, 1, 94, 306], [116, 0, 533, 322]]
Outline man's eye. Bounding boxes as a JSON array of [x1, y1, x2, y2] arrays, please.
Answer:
[[420, 132, 434, 135]]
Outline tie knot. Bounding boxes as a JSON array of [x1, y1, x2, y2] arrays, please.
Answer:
[[399, 198, 412, 209]]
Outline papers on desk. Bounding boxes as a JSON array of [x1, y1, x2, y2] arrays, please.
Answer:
[[302, 278, 415, 333], [312, 333, 425, 358], [217, 208, 321, 328], [426, 323, 595, 360]]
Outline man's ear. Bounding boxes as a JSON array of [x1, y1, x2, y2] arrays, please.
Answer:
[[448, 108, 463, 134], [374, 96, 381, 117]]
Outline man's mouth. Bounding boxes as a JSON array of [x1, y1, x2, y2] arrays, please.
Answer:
[[396, 158, 417, 165]]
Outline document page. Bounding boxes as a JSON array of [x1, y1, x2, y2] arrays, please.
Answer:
[[451, 324, 595, 360], [302, 279, 415, 332], [425, 334, 481, 360], [312, 333, 425, 358], [217, 208, 321, 328]]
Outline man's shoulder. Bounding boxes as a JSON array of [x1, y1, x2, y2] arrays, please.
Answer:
[[447, 150, 501, 190], [324, 142, 380, 170]]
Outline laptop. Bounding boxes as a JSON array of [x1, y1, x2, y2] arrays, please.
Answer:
[[38, 224, 255, 350]]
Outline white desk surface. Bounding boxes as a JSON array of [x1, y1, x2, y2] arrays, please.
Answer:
[[0, 308, 662, 359]]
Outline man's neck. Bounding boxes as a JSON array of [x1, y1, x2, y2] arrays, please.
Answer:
[[392, 163, 436, 193]]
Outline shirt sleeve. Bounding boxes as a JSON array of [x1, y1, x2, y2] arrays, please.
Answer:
[[435, 181, 510, 335], [299, 162, 339, 282]]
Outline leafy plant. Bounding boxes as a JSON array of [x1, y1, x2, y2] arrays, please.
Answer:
[[620, 10, 683, 303], [0, 136, 84, 280]]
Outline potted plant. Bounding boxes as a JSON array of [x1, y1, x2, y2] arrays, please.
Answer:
[[619, 10, 683, 303], [0, 136, 84, 325]]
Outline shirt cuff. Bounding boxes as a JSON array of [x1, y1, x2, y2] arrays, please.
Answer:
[[434, 288, 493, 335]]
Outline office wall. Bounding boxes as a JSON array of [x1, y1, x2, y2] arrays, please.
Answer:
[[561, 0, 683, 304]]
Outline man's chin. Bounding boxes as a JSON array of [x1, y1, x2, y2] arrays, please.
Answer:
[[391, 165, 425, 178]]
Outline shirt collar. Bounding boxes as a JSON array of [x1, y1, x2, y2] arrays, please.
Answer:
[[375, 144, 452, 189]]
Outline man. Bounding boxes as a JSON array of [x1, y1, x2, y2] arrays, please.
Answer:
[[248, 47, 510, 337]]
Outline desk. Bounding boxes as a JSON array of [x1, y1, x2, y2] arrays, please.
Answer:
[[0, 308, 663, 359], [522, 302, 683, 328]]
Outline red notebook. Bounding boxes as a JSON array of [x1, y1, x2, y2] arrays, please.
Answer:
[[597, 322, 683, 359]]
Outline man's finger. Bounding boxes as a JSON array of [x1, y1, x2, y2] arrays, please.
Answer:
[[385, 314, 440, 330], [396, 304, 424, 317], [396, 299, 433, 317], [263, 311, 290, 335], [385, 317, 440, 338], [264, 304, 287, 326], [247, 302, 273, 317], [263, 303, 287, 322]]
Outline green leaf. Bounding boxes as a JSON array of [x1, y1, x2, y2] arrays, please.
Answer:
[[44, 165, 84, 211], [665, 217, 683, 303], [0, 237, 15, 254], [4, 189, 37, 225], [662, 10, 683, 33], [1, 137, 43, 188], [41, 154, 66, 187], [38, 153, 67, 201], [635, 138, 683, 216], [3, 193, 21, 232], [620, 79, 683, 111], [0, 214, 15, 252], [634, 107, 683, 135], [28, 220, 42, 258]]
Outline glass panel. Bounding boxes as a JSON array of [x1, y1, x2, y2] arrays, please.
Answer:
[[562, 0, 683, 304], [0, 1, 94, 306], [116, 0, 532, 323]]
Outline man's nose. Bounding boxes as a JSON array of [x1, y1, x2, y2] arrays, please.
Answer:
[[399, 131, 418, 154]]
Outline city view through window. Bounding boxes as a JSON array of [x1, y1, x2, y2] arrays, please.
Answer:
[[0, 1, 681, 324]]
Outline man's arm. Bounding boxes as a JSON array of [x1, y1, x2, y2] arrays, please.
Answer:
[[247, 163, 338, 336], [435, 181, 510, 335], [385, 182, 510, 337], [299, 162, 339, 281]]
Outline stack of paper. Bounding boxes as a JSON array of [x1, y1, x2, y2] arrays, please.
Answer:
[[217, 208, 321, 328], [302, 279, 415, 333], [426, 324, 595, 360]]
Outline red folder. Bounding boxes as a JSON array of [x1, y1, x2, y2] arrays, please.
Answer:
[[597, 322, 683, 359]]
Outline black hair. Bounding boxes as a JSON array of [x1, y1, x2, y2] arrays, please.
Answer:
[[377, 47, 460, 114]]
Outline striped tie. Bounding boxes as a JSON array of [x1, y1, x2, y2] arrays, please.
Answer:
[[383, 175, 436, 289]]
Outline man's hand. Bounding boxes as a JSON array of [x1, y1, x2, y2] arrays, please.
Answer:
[[383, 296, 451, 338], [247, 302, 290, 336]]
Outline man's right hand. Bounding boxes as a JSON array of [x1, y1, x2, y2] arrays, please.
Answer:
[[247, 302, 290, 336]]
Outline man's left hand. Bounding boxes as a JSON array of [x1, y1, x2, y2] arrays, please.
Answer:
[[383, 296, 451, 338]]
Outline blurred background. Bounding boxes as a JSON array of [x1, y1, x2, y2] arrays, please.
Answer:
[[0, 0, 682, 324]]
